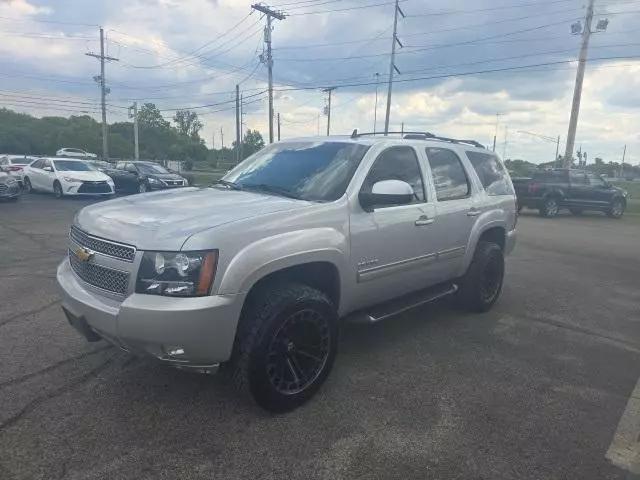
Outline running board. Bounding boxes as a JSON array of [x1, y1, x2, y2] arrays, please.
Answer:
[[346, 283, 458, 324]]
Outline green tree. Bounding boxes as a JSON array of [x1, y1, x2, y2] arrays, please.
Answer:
[[138, 103, 170, 129], [241, 129, 265, 158], [173, 109, 203, 139]]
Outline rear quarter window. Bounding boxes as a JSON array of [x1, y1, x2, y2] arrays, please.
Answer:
[[466, 151, 513, 196]]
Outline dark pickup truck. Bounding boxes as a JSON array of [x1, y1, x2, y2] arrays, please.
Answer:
[[513, 169, 628, 218]]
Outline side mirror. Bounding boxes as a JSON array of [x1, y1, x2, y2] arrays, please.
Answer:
[[43, 166, 53, 172], [359, 179, 414, 211]]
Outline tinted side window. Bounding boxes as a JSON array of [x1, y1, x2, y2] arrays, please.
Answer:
[[362, 146, 425, 203], [43, 159, 52, 169], [31, 159, 42, 169], [425, 148, 470, 201], [466, 151, 513, 196], [587, 174, 605, 186], [569, 170, 587, 185]]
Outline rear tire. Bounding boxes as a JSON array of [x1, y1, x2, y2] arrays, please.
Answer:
[[569, 208, 583, 216], [456, 241, 505, 313], [53, 181, 63, 199], [540, 196, 560, 217], [228, 282, 338, 413], [23, 177, 32, 193], [138, 182, 147, 193], [607, 199, 625, 219]]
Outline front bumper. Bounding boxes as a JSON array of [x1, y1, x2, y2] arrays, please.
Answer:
[[57, 259, 245, 367], [61, 181, 115, 196], [0, 183, 21, 198], [505, 228, 517, 256], [148, 181, 186, 190]]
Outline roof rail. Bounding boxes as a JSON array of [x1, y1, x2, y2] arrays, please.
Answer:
[[350, 129, 485, 149]]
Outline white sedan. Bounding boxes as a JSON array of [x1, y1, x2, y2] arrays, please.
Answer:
[[0, 154, 37, 187], [55, 148, 97, 159], [23, 158, 115, 198]]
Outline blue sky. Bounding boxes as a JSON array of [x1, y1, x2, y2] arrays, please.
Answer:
[[1, 0, 639, 163]]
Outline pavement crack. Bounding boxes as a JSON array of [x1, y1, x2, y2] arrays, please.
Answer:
[[523, 314, 640, 353], [0, 224, 61, 254], [0, 345, 113, 390], [0, 355, 115, 433], [0, 299, 61, 328]]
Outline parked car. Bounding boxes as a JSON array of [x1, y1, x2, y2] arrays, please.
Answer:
[[0, 154, 36, 187], [57, 132, 517, 412], [83, 160, 112, 171], [23, 157, 115, 198], [103, 161, 187, 193], [55, 148, 97, 159], [513, 168, 628, 218], [0, 171, 21, 200]]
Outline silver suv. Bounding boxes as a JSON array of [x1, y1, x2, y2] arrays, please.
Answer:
[[57, 132, 517, 412]]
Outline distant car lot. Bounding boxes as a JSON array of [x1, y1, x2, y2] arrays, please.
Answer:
[[0, 194, 639, 479]]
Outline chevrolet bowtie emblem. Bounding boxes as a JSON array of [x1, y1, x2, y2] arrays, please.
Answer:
[[74, 247, 95, 262]]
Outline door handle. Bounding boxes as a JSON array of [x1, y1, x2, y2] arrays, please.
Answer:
[[415, 215, 434, 226], [466, 208, 481, 217]]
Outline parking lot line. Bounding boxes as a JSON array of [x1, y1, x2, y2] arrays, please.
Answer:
[[606, 376, 640, 475]]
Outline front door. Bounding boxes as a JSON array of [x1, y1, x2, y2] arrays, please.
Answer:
[[567, 170, 593, 207], [585, 173, 613, 207], [349, 145, 439, 309]]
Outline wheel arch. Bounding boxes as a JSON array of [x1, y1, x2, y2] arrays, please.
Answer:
[[458, 222, 507, 277]]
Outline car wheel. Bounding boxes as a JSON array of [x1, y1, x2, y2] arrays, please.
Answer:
[[138, 182, 147, 193], [540, 196, 559, 217], [53, 181, 64, 199], [607, 199, 625, 219], [456, 241, 505, 313], [23, 177, 32, 193], [569, 208, 583, 216], [228, 282, 338, 413]]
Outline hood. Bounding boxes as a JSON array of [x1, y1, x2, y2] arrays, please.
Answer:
[[75, 187, 310, 251], [145, 172, 184, 181], [61, 170, 111, 182]]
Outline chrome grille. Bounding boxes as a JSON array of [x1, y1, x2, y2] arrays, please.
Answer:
[[69, 249, 129, 295], [70, 226, 135, 262], [0, 184, 6, 193]]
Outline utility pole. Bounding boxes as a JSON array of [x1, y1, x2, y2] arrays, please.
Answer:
[[620, 144, 626, 178], [401, 122, 404, 135], [86, 27, 118, 161], [555, 135, 560, 166], [563, 0, 595, 167], [253, 3, 286, 144], [384, 0, 404, 135], [277, 112, 281, 141], [220, 127, 224, 163], [128, 102, 139, 160], [492, 113, 502, 152], [235, 84, 241, 163], [373, 72, 380, 133], [322, 87, 336, 136], [240, 93, 244, 160], [502, 126, 508, 159]]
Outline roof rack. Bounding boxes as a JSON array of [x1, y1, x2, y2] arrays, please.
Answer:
[[350, 129, 485, 149]]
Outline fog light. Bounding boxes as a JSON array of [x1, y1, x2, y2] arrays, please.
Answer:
[[164, 346, 185, 357]]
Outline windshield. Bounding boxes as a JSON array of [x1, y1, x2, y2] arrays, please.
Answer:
[[222, 141, 370, 201], [53, 160, 93, 171], [136, 163, 169, 174]]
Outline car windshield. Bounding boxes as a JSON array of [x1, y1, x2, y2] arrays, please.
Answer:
[[53, 160, 93, 171], [222, 141, 370, 201], [136, 163, 169, 174]]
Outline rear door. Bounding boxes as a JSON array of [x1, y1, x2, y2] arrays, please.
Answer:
[[424, 147, 477, 278], [28, 159, 45, 189]]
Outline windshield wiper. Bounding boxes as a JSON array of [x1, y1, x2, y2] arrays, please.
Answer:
[[241, 183, 302, 200], [211, 179, 243, 190]]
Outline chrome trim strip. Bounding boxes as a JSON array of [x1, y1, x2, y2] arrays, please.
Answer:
[[358, 252, 437, 283], [437, 246, 466, 260]]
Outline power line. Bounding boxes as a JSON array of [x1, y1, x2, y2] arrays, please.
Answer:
[[0, 15, 98, 27], [405, 0, 575, 17], [288, 0, 408, 15]]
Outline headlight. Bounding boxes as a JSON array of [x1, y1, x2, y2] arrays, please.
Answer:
[[148, 177, 162, 184], [136, 250, 218, 297], [63, 176, 83, 183]]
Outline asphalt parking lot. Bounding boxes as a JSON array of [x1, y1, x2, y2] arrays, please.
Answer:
[[1, 193, 639, 480]]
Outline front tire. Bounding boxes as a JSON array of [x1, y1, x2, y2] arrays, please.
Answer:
[[53, 181, 63, 199], [540, 196, 560, 217], [138, 182, 147, 193], [607, 199, 625, 219], [229, 283, 338, 413], [456, 241, 505, 313], [23, 177, 32, 193]]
